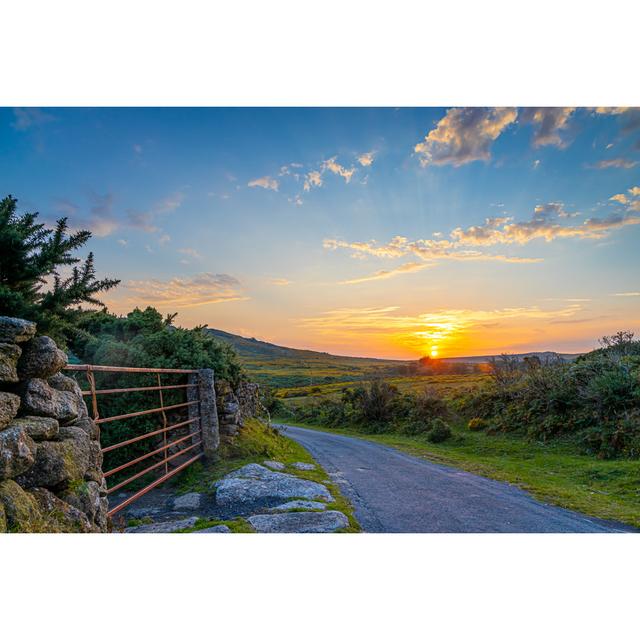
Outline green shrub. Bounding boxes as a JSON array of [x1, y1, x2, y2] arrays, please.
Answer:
[[399, 420, 432, 436], [409, 387, 449, 422], [468, 417, 489, 431], [426, 418, 452, 443]]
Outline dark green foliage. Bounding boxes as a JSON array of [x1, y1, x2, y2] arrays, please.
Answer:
[[467, 417, 489, 431], [426, 418, 452, 443], [73, 307, 243, 383], [68, 307, 245, 475], [259, 386, 285, 416], [284, 378, 451, 437], [458, 333, 640, 458], [0, 195, 119, 345]]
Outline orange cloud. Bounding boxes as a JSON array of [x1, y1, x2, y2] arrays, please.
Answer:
[[339, 261, 431, 285]]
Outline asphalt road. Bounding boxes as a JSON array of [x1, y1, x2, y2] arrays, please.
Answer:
[[276, 423, 635, 533]]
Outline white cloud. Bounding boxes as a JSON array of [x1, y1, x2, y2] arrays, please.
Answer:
[[593, 107, 640, 133], [519, 107, 576, 148], [12, 107, 55, 130], [357, 151, 376, 167], [178, 247, 200, 259], [119, 273, 248, 309], [339, 262, 431, 285], [324, 198, 640, 277], [592, 158, 638, 169], [414, 107, 517, 167], [269, 278, 292, 286], [610, 193, 628, 205], [322, 157, 356, 183], [612, 292, 640, 297], [303, 170, 323, 192], [248, 176, 279, 191]]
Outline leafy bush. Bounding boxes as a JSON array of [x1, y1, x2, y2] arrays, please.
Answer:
[[426, 418, 452, 443], [468, 417, 489, 431], [68, 307, 245, 474], [460, 333, 640, 458]]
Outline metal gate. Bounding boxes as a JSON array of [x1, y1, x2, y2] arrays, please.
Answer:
[[66, 364, 205, 518]]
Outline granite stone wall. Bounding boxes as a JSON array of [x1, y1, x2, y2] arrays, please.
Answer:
[[0, 317, 107, 533], [215, 380, 261, 437]]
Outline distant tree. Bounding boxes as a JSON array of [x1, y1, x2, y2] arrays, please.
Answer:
[[0, 195, 120, 344]]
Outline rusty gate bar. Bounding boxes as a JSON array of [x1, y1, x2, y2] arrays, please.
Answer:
[[65, 364, 205, 519]]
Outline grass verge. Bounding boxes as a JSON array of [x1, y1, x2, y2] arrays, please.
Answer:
[[276, 419, 640, 529], [174, 417, 360, 532]]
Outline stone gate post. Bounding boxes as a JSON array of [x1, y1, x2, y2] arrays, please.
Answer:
[[188, 368, 219, 458]]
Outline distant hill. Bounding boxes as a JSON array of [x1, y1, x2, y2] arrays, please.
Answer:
[[205, 328, 404, 365], [205, 327, 582, 388], [206, 327, 581, 365]]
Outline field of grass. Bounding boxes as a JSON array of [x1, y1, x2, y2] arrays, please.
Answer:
[[277, 372, 488, 407], [278, 419, 640, 528], [207, 327, 409, 388]]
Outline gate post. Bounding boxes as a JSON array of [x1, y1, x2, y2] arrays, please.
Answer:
[[188, 368, 219, 458]]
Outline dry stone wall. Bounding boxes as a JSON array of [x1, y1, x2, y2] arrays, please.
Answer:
[[215, 380, 261, 437], [0, 316, 107, 533]]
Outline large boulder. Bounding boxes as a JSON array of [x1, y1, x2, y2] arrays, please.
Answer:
[[49, 373, 89, 418], [17, 335, 68, 379], [58, 480, 106, 531], [192, 524, 231, 534], [15, 427, 91, 489], [28, 487, 92, 533], [0, 317, 36, 344], [214, 463, 334, 506], [0, 425, 37, 479], [9, 415, 59, 441], [247, 510, 349, 533], [84, 440, 103, 482], [0, 342, 21, 383], [0, 479, 45, 532], [68, 416, 100, 441], [125, 516, 199, 533], [18, 377, 85, 423], [0, 391, 20, 430]]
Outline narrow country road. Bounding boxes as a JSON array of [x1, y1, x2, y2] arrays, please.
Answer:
[[276, 424, 635, 533]]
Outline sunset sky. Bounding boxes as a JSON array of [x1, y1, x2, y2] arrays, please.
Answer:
[[2, 106, 639, 359]]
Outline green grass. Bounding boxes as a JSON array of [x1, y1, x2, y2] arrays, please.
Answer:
[[176, 517, 255, 533], [278, 419, 640, 529], [175, 418, 360, 532], [277, 373, 488, 407]]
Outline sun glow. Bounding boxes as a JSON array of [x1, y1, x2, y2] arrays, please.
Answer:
[[430, 346, 439, 358]]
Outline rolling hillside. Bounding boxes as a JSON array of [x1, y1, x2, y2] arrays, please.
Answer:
[[206, 328, 581, 389]]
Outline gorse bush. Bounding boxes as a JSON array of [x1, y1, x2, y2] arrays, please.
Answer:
[[426, 418, 452, 443], [458, 332, 640, 458]]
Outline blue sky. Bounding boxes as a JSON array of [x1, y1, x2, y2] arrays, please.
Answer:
[[1, 107, 639, 358]]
